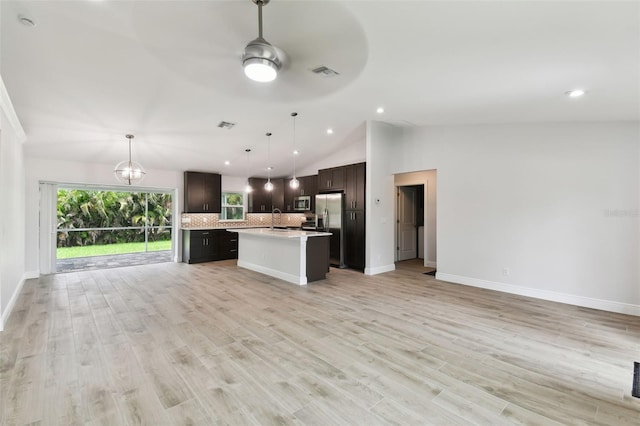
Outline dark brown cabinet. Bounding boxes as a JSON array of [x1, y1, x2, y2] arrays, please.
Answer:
[[248, 178, 269, 213], [271, 178, 285, 211], [218, 230, 238, 260], [182, 230, 218, 263], [345, 162, 366, 210], [344, 210, 365, 270], [248, 178, 284, 212], [318, 167, 345, 192], [184, 172, 221, 213], [182, 229, 238, 263], [343, 162, 366, 270], [284, 174, 317, 212]]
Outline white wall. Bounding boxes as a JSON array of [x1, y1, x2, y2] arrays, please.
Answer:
[[394, 170, 437, 267], [365, 121, 401, 275], [24, 157, 184, 274], [384, 122, 640, 315], [296, 122, 366, 177], [0, 77, 27, 331]]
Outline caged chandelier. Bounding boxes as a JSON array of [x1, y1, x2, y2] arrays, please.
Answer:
[[242, 0, 281, 82], [114, 134, 146, 185]]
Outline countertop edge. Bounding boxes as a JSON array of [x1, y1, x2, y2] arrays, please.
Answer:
[[229, 228, 332, 239]]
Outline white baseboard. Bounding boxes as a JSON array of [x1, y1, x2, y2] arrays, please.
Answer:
[[237, 260, 306, 285], [436, 273, 640, 317], [365, 264, 396, 275], [425, 260, 437, 268], [0, 272, 34, 332], [24, 270, 39, 280]]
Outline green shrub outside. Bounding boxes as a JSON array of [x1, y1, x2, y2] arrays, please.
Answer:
[[57, 190, 172, 248]]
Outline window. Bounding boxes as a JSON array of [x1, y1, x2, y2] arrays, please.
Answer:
[[220, 192, 245, 221], [56, 188, 173, 260]]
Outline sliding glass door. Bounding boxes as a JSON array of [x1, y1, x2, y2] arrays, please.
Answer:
[[56, 188, 173, 261]]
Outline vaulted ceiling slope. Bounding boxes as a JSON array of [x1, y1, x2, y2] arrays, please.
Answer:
[[2, 1, 638, 176]]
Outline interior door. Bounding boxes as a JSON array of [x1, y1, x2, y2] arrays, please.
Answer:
[[397, 186, 417, 261]]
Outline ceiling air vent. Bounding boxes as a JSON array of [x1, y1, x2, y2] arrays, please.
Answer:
[[217, 121, 236, 130], [311, 66, 340, 77]]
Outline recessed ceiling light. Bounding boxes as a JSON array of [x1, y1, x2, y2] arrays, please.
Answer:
[[18, 15, 36, 27], [376, 107, 385, 114], [326, 128, 334, 135], [224, 161, 230, 166], [565, 89, 586, 98]]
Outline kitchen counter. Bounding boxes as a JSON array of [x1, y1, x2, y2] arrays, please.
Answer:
[[181, 225, 302, 231], [231, 228, 331, 238], [228, 228, 331, 285]]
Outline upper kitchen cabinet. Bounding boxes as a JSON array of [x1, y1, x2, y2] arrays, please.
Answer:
[[248, 177, 284, 213], [248, 177, 269, 213], [300, 175, 318, 198], [345, 162, 366, 210], [318, 167, 345, 192], [184, 171, 221, 213], [284, 174, 317, 212], [271, 178, 285, 211]]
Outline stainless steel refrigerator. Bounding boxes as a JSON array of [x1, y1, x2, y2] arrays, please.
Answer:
[[315, 193, 344, 268]]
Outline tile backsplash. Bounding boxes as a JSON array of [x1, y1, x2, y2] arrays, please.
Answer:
[[181, 212, 305, 229]]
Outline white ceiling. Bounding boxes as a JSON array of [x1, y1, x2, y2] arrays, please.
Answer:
[[2, 0, 638, 178]]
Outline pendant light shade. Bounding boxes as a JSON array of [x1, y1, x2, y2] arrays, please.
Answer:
[[264, 175, 274, 191], [264, 132, 273, 192], [114, 134, 145, 185], [243, 0, 281, 83], [289, 112, 299, 189]]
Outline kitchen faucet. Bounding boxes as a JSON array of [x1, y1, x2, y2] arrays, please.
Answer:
[[271, 208, 282, 230]]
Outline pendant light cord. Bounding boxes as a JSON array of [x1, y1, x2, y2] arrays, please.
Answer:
[[292, 112, 297, 179], [266, 132, 272, 181]]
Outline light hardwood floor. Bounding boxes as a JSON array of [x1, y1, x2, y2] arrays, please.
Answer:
[[1, 260, 639, 425]]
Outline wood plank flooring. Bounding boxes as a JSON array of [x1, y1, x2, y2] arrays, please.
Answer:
[[1, 259, 639, 425]]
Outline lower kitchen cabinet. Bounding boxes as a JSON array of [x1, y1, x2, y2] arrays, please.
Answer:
[[182, 229, 238, 263], [218, 230, 239, 260], [344, 210, 365, 270]]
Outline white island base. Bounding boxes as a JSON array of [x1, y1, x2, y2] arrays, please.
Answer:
[[230, 228, 331, 285]]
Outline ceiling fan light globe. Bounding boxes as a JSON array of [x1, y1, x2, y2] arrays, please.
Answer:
[[244, 60, 278, 82], [242, 37, 281, 82]]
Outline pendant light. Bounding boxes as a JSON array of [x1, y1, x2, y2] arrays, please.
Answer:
[[243, 0, 281, 83], [264, 132, 274, 191], [114, 134, 146, 185], [244, 148, 253, 193], [289, 112, 299, 189]]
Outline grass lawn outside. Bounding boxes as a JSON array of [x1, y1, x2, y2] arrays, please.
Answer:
[[57, 241, 172, 259]]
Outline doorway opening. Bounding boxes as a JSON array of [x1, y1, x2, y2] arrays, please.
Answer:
[[394, 170, 437, 272], [55, 187, 173, 272], [397, 185, 423, 261]]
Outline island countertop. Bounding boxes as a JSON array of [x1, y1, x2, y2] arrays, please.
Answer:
[[229, 228, 331, 239]]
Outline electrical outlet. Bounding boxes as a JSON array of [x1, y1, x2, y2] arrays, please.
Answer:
[[203, 217, 208, 223], [502, 267, 510, 276]]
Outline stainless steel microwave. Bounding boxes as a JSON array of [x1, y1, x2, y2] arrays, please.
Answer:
[[293, 195, 311, 211]]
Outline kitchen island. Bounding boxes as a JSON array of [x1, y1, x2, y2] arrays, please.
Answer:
[[229, 228, 331, 285]]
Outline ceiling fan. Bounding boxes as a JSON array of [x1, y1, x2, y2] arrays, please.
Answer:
[[242, 0, 282, 82]]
